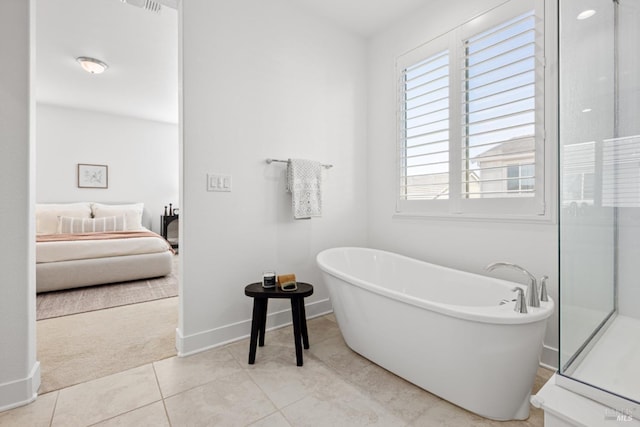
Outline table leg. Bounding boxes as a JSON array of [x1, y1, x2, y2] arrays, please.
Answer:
[[248, 298, 262, 364], [299, 298, 309, 349], [290, 297, 303, 366], [258, 299, 268, 347]]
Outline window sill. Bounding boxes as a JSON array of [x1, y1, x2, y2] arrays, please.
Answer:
[[392, 210, 557, 225]]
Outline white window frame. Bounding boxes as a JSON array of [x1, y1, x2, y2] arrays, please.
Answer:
[[395, 0, 554, 221]]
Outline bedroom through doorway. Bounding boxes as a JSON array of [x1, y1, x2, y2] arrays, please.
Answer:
[[34, 0, 180, 393]]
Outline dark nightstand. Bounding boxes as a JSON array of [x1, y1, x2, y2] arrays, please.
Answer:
[[160, 214, 179, 250]]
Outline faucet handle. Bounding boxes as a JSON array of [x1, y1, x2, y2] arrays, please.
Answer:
[[526, 276, 540, 308], [539, 275, 549, 302], [512, 287, 528, 314]]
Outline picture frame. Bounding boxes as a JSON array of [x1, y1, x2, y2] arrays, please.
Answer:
[[77, 163, 108, 189]]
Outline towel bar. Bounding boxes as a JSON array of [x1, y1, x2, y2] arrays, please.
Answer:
[[266, 158, 333, 169]]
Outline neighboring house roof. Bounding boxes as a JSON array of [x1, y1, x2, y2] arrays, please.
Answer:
[[403, 171, 480, 200], [473, 137, 534, 165]]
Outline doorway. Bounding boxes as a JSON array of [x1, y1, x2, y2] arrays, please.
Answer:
[[34, 0, 180, 393]]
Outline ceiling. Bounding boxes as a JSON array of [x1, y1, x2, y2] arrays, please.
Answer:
[[36, 0, 430, 125], [36, 0, 179, 124], [294, 0, 433, 37]]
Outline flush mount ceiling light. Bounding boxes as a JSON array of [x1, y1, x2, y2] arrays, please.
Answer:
[[76, 57, 108, 74], [577, 9, 596, 20]]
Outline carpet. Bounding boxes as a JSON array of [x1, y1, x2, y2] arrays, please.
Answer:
[[37, 297, 178, 394], [36, 256, 179, 320]]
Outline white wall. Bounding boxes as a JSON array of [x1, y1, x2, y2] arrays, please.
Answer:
[[36, 104, 179, 233], [366, 0, 559, 368], [0, 0, 39, 411], [178, 0, 368, 354]]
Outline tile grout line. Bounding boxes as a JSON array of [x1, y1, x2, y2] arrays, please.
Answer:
[[157, 347, 249, 401], [233, 317, 346, 425], [47, 391, 60, 427], [151, 362, 174, 427], [80, 363, 167, 426], [241, 357, 298, 425], [84, 401, 163, 427]]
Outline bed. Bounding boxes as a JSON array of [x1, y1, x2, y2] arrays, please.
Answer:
[[35, 202, 174, 293]]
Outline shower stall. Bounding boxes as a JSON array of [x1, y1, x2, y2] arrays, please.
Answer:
[[557, 0, 640, 418]]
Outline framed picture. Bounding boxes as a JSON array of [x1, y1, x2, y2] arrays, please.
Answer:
[[77, 164, 108, 189]]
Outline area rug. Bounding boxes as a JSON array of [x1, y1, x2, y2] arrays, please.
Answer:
[[37, 297, 178, 394], [36, 256, 179, 320]]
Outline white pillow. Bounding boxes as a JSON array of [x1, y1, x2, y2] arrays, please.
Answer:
[[36, 203, 92, 235], [57, 216, 126, 234], [91, 203, 144, 231]]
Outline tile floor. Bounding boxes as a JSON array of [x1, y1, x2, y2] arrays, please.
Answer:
[[0, 314, 553, 426]]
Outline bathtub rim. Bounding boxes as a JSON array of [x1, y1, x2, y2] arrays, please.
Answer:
[[316, 246, 554, 325]]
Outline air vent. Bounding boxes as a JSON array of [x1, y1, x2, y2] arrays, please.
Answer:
[[121, 0, 162, 13]]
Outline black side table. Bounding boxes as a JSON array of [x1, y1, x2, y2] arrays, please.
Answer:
[[244, 282, 314, 366], [160, 214, 179, 250]]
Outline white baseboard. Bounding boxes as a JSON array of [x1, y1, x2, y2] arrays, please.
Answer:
[[540, 344, 559, 371], [0, 361, 40, 413], [176, 298, 332, 357]]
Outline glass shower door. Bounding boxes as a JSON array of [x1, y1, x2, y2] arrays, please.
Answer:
[[559, 0, 616, 373], [558, 0, 640, 413]]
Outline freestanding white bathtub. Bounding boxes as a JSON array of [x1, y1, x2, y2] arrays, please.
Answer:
[[316, 247, 554, 421]]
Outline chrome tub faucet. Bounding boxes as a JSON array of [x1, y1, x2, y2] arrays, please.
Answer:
[[486, 262, 540, 308]]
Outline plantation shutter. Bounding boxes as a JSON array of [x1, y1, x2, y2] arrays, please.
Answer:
[[461, 10, 539, 200], [396, 0, 545, 217], [399, 50, 450, 201]]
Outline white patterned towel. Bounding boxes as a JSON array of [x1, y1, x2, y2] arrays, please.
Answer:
[[287, 159, 322, 219]]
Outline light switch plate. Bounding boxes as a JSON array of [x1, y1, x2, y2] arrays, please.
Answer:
[[207, 174, 232, 192]]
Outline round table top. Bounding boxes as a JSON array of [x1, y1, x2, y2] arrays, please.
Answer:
[[244, 282, 314, 298]]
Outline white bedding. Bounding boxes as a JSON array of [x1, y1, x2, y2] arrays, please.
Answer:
[[35, 203, 174, 292], [37, 235, 172, 263]]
